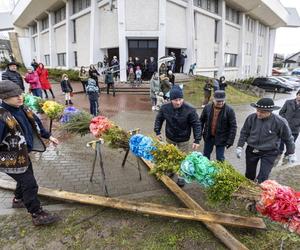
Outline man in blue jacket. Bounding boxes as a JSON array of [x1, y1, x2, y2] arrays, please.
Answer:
[[154, 85, 201, 186], [2, 61, 24, 91], [0, 80, 60, 226]]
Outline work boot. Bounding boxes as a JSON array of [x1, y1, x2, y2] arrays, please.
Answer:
[[12, 198, 25, 208], [69, 100, 73, 105], [32, 209, 61, 226], [65, 100, 68, 105], [176, 177, 185, 188]]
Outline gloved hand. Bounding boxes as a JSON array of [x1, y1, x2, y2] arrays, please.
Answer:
[[236, 147, 243, 158], [288, 154, 297, 164]]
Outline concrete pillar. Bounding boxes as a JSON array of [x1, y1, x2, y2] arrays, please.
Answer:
[[185, 0, 195, 73], [267, 28, 276, 76], [8, 32, 23, 64], [217, 0, 226, 77], [251, 20, 259, 76], [65, 0, 74, 68], [117, 0, 127, 82], [90, 0, 102, 64], [158, 0, 166, 59], [47, 11, 56, 67], [35, 20, 41, 62], [238, 13, 246, 79], [264, 27, 270, 76]]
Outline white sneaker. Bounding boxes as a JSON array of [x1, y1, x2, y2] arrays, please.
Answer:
[[155, 106, 160, 111], [201, 105, 205, 108], [151, 106, 156, 111]]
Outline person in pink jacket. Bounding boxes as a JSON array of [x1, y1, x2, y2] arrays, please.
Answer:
[[24, 66, 42, 98]]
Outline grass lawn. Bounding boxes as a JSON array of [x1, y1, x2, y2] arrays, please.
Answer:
[[183, 80, 258, 108]]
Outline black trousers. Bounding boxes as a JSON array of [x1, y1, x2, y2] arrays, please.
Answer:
[[106, 83, 115, 96], [245, 146, 279, 183], [7, 161, 41, 214]]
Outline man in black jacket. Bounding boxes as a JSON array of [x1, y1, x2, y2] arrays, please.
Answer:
[[2, 62, 24, 91], [278, 90, 300, 162], [154, 85, 201, 186], [200, 90, 237, 161]]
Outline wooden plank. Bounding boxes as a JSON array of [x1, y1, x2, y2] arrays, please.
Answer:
[[141, 158, 254, 250], [0, 179, 265, 229]]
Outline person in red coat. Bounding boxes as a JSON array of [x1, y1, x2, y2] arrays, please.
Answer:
[[36, 63, 55, 99]]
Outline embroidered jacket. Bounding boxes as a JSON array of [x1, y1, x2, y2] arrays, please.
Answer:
[[0, 106, 46, 174]]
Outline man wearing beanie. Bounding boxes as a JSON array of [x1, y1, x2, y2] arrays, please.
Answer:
[[200, 90, 237, 161], [154, 85, 201, 187], [0, 80, 61, 226], [2, 61, 25, 91], [236, 97, 296, 183]]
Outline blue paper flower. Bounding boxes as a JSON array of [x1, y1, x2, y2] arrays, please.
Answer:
[[129, 134, 155, 161], [60, 106, 80, 124]]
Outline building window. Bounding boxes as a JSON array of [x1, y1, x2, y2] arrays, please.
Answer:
[[247, 17, 255, 32], [73, 0, 91, 14], [128, 40, 158, 49], [226, 5, 239, 24], [32, 37, 37, 52], [44, 55, 50, 66], [257, 65, 261, 74], [54, 6, 66, 24], [194, 0, 218, 14], [73, 20, 76, 43], [41, 17, 49, 31], [224, 53, 237, 67], [32, 23, 37, 35], [258, 23, 266, 37], [57, 53, 66, 66], [74, 51, 78, 67], [214, 52, 218, 66]]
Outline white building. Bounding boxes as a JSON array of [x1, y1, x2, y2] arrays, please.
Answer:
[[8, 0, 300, 81]]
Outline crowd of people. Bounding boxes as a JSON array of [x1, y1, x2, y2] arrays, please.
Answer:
[[0, 57, 299, 228]]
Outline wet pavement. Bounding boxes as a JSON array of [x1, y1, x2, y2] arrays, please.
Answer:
[[0, 80, 299, 211]]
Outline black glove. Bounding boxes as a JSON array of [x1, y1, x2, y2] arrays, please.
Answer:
[[226, 144, 232, 149]]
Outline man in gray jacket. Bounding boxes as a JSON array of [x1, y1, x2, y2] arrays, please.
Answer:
[[236, 98, 296, 183], [278, 90, 300, 161]]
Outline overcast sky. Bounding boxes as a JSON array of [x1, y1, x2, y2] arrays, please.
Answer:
[[0, 0, 299, 56]]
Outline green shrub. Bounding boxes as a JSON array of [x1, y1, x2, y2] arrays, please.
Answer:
[[47, 68, 80, 82]]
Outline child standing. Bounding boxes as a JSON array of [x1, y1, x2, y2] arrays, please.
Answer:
[[135, 66, 142, 86], [60, 74, 73, 105], [86, 78, 100, 116], [128, 67, 135, 87]]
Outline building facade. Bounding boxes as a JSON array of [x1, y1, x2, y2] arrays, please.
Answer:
[[10, 0, 300, 81]]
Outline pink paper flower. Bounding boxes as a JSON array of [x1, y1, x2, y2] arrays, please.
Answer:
[[89, 116, 113, 138]]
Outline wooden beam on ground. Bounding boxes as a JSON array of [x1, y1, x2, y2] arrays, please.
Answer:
[[0, 179, 265, 229], [140, 158, 255, 250]]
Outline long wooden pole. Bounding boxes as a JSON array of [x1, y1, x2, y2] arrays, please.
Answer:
[[140, 158, 251, 250], [0, 179, 265, 229]]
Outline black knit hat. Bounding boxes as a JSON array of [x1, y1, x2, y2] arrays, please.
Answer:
[[0, 80, 23, 100], [7, 61, 18, 67], [170, 85, 183, 100], [250, 98, 280, 111]]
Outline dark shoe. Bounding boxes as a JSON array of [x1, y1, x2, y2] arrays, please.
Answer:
[[32, 209, 61, 226], [65, 101, 68, 105], [176, 178, 185, 187], [69, 100, 73, 105], [12, 198, 25, 208]]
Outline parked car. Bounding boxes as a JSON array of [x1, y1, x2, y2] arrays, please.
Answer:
[[292, 68, 300, 76], [275, 76, 300, 89], [252, 77, 294, 93]]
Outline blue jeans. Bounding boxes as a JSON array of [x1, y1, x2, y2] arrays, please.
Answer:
[[279, 133, 298, 155], [203, 137, 225, 161], [31, 88, 42, 98], [89, 98, 99, 116]]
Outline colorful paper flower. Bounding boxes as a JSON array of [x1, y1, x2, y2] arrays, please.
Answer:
[[24, 94, 43, 113], [42, 100, 64, 120], [129, 134, 155, 161], [60, 106, 80, 124], [180, 152, 217, 187], [89, 116, 113, 138]]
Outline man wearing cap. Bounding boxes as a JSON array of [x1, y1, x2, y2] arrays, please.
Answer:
[[154, 85, 201, 187], [2, 61, 24, 91], [0, 80, 61, 226], [236, 98, 296, 183], [278, 90, 300, 164], [200, 90, 237, 161]]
